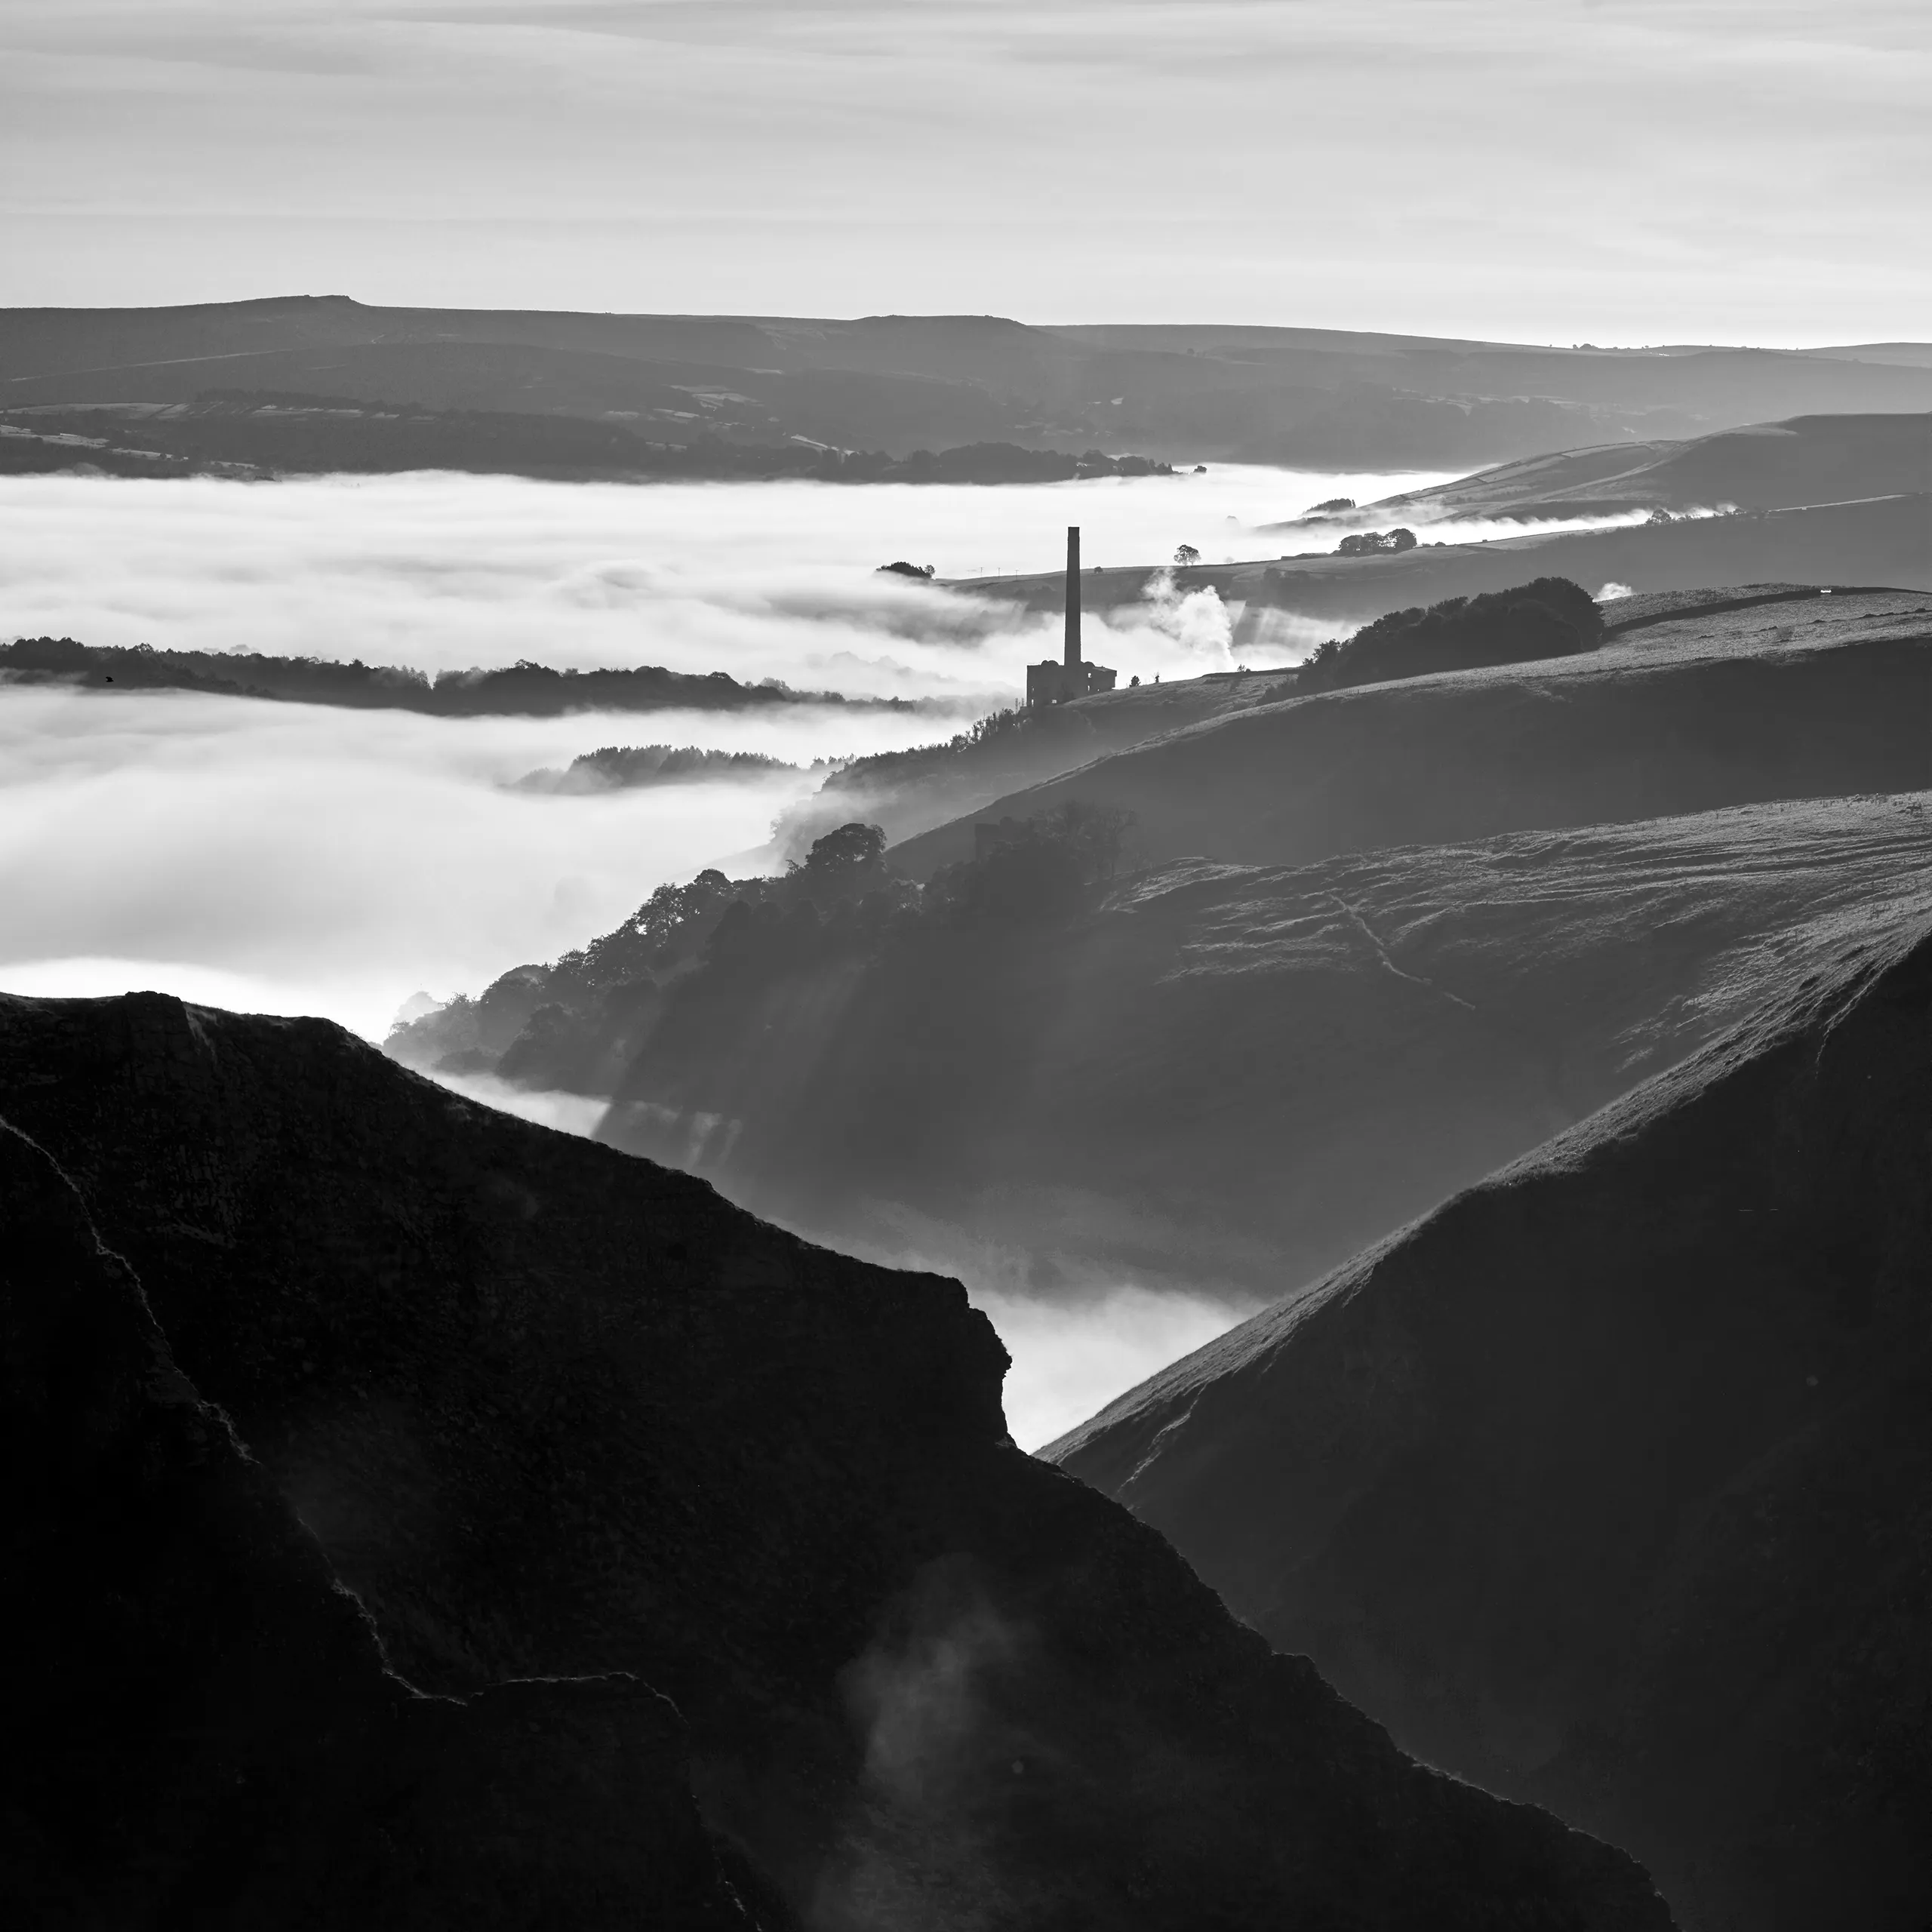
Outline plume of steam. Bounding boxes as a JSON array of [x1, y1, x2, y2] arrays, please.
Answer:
[[844, 1561, 1023, 1810], [817, 1557, 1035, 1927], [1598, 580, 1636, 601], [1118, 567, 1234, 667]]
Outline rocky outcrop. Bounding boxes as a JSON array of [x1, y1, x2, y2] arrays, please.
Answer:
[[1051, 915, 1932, 1931], [0, 991, 1669, 1929], [0, 1118, 746, 1928]]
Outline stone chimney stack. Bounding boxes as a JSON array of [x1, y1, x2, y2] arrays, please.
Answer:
[[1063, 525, 1082, 669]]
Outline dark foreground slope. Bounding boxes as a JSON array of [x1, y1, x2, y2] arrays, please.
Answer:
[[1050, 917, 1932, 1932], [0, 1120, 746, 1928], [891, 589, 1932, 878], [0, 994, 1667, 1932], [601, 795, 1932, 1307]]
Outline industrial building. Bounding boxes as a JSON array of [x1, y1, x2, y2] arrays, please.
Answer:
[[1026, 526, 1118, 706]]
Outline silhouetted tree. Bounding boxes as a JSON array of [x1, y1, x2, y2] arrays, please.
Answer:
[[801, 822, 888, 878], [1174, 544, 1201, 566]]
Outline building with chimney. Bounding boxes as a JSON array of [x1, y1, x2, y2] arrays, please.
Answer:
[[1026, 525, 1118, 706]]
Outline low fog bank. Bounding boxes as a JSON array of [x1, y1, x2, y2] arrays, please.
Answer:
[[0, 465, 1448, 697], [0, 683, 928, 1038], [2, 464, 1471, 1048]]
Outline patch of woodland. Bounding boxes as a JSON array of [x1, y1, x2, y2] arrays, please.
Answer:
[[1297, 577, 1605, 693], [389, 805, 1135, 1097], [0, 397, 1174, 486], [0, 635, 918, 719], [511, 743, 808, 793]]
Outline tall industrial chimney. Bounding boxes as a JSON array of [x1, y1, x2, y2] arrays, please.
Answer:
[[1063, 525, 1081, 669]]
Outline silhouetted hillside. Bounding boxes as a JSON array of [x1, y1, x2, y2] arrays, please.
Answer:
[[1, 1121, 747, 1927], [0, 635, 921, 719], [0, 992, 1669, 1930], [8, 297, 1931, 469], [1049, 911, 1932, 1932], [892, 589, 1932, 877]]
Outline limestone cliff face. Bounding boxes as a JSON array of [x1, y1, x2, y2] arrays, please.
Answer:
[[1, 991, 1670, 1930], [0, 1118, 746, 1929], [1051, 918, 1932, 1932]]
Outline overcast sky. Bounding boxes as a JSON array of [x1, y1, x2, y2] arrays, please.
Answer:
[[2, 0, 1926, 343]]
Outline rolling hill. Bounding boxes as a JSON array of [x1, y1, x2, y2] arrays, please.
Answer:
[[892, 587, 1932, 878], [1355, 411, 1931, 523], [6, 296, 1932, 472], [597, 792, 1932, 1311], [951, 494, 1932, 647]]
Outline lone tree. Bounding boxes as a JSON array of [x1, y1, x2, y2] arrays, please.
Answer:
[[800, 821, 888, 878], [1174, 544, 1201, 566]]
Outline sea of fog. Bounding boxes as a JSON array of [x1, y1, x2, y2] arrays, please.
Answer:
[[2, 462, 1470, 1034], [6, 460, 1591, 1446]]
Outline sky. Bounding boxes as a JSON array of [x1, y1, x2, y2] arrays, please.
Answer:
[[3, 0, 1927, 344]]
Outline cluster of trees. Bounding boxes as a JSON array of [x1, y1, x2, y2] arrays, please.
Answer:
[[1336, 528, 1419, 555], [842, 445, 1171, 485], [0, 635, 914, 720], [924, 803, 1138, 928], [513, 743, 802, 793], [1297, 577, 1605, 694], [389, 807, 1138, 1094]]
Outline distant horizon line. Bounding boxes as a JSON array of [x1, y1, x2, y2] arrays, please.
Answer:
[[2, 292, 1924, 360]]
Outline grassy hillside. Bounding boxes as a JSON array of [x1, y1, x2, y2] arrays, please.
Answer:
[[951, 492, 1932, 643], [588, 791, 1932, 1308], [1358, 411, 1931, 521], [894, 587, 1932, 876]]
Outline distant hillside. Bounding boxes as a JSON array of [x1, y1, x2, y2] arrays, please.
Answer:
[[952, 492, 1932, 645], [8, 296, 1932, 470], [1355, 411, 1931, 522], [0, 635, 926, 719], [0, 395, 1173, 486], [1048, 907, 1932, 1932], [893, 587, 1932, 878]]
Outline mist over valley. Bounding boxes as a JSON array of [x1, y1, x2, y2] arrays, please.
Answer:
[[6, 286, 1932, 1932]]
